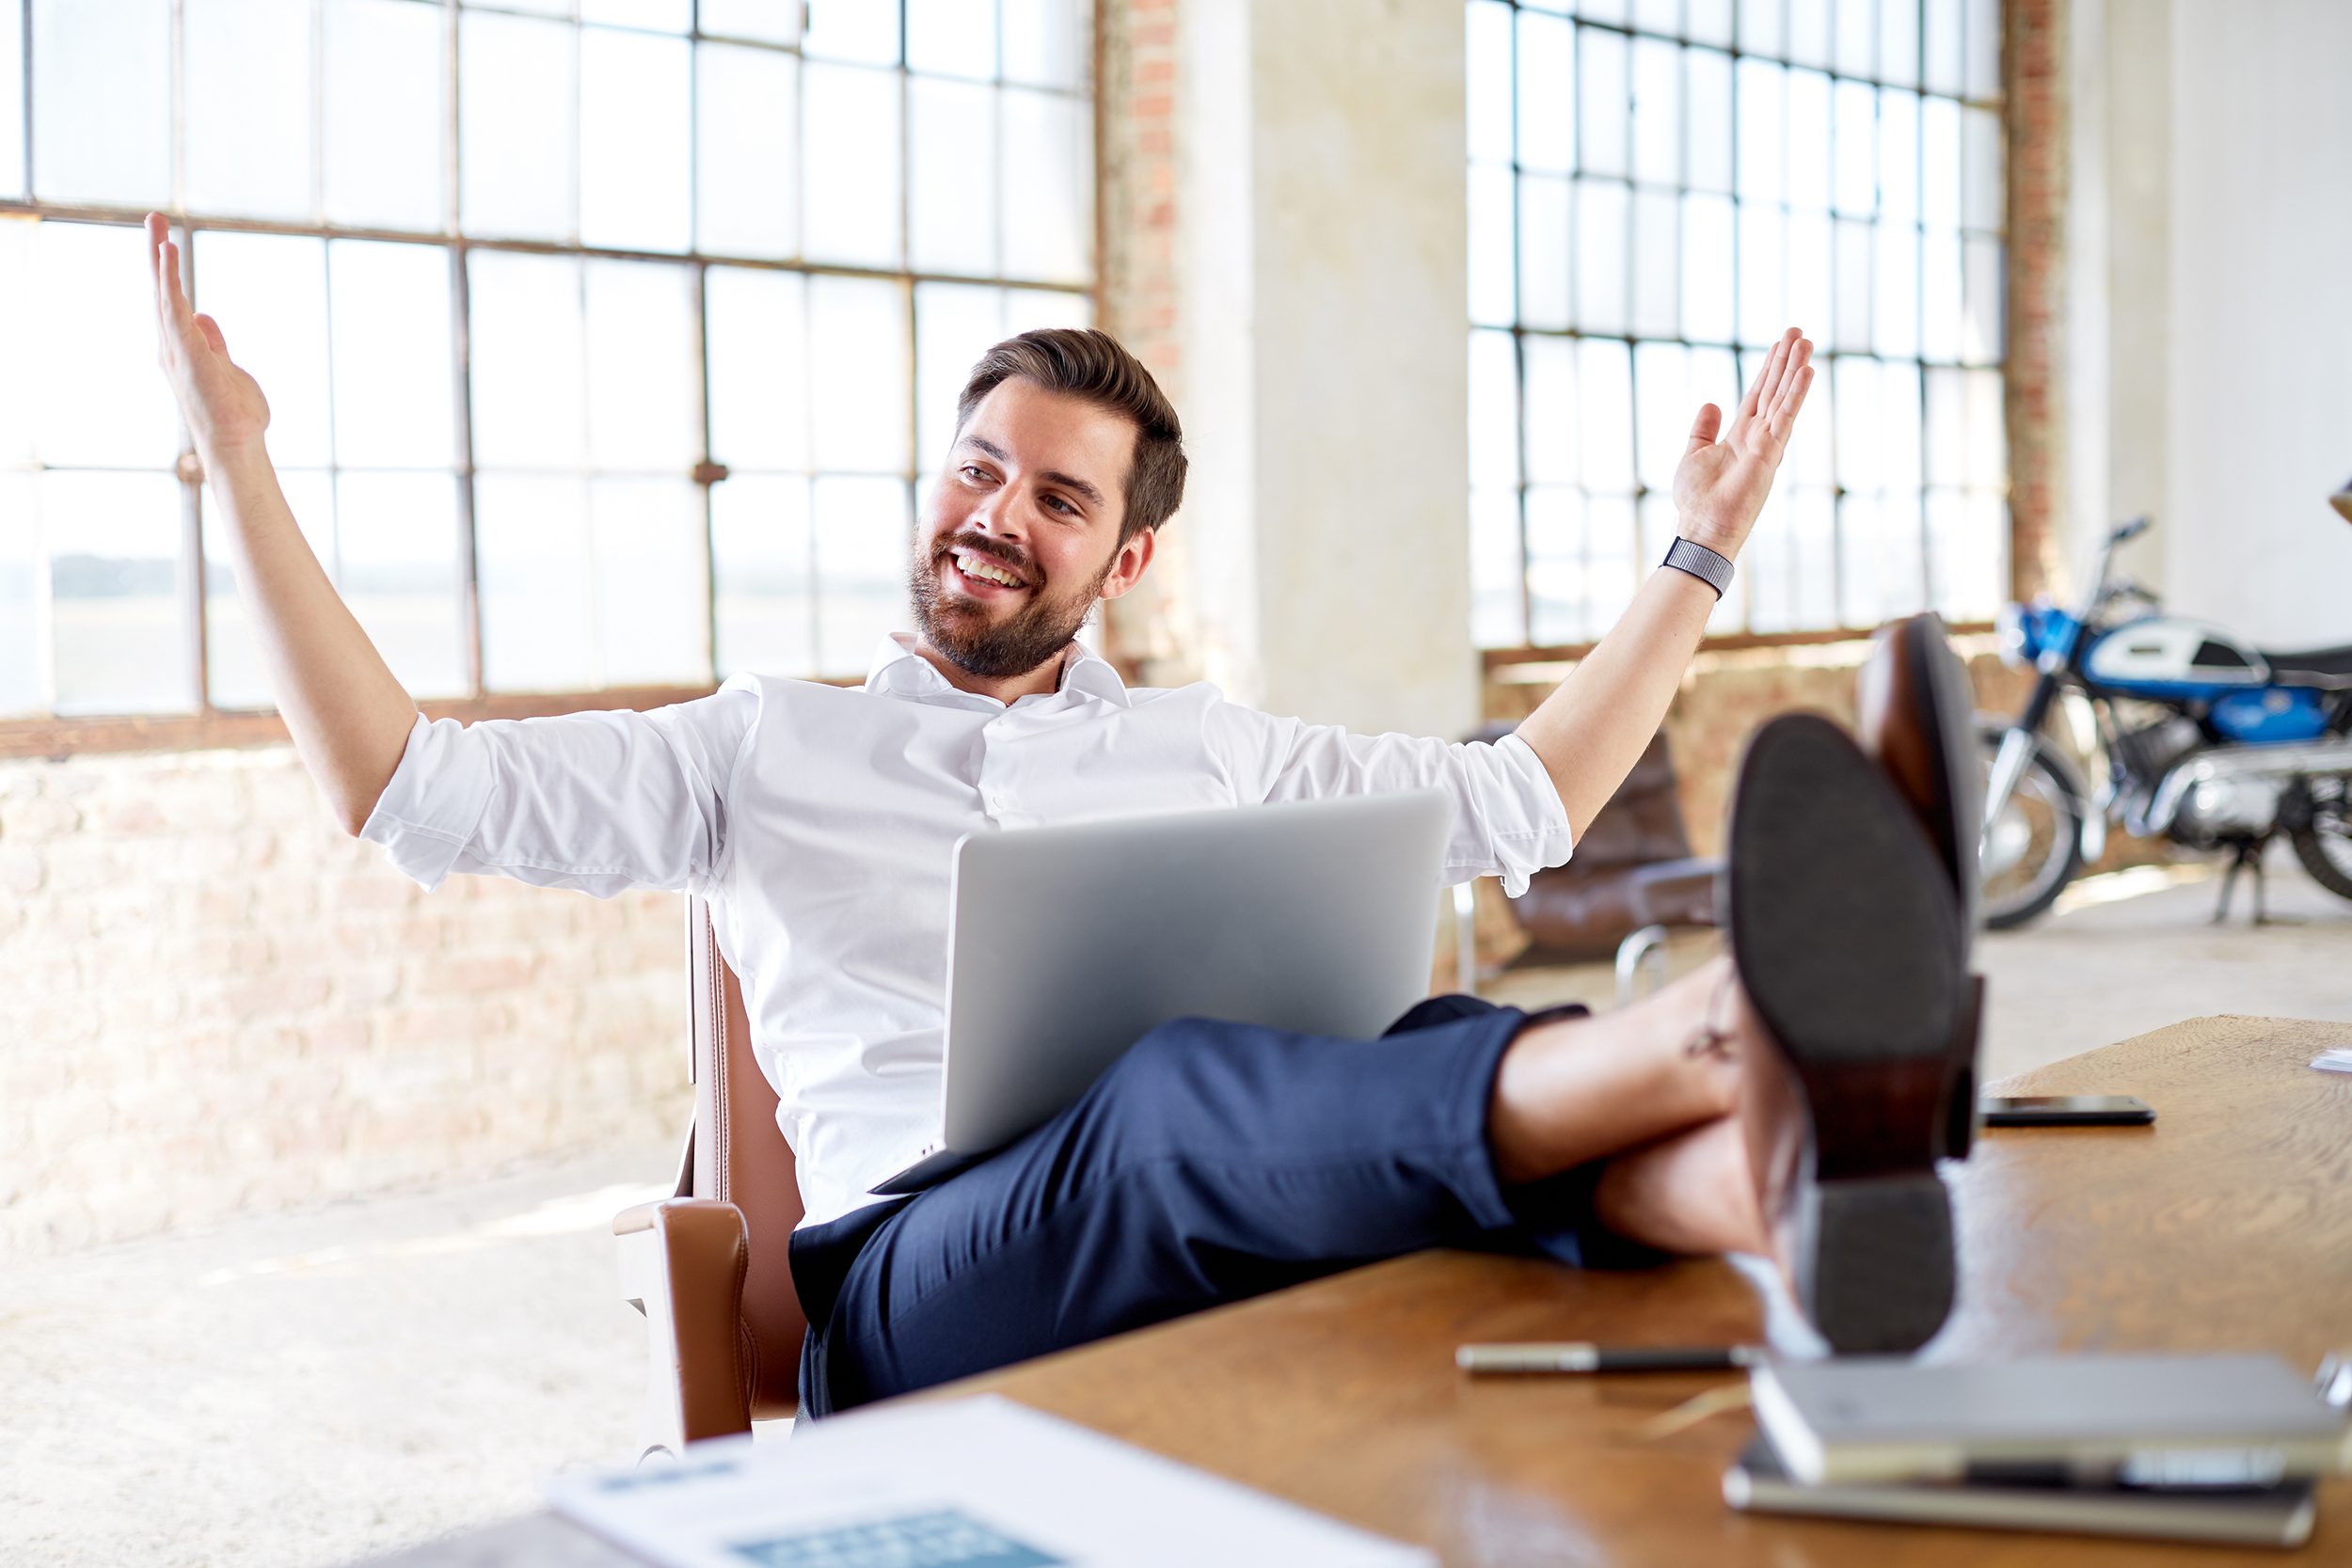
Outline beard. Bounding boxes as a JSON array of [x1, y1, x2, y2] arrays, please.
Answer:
[[908, 531, 1112, 680]]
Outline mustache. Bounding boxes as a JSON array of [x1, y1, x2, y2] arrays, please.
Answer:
[[932, 531, 1037, 584]]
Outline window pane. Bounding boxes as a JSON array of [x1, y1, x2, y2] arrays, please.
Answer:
[[1786, 208, 1833, 347], [1573, 178, 1628, 335], [1004, 287, 1089, 332], [1835, 0, 1874, 76], [468, 249, 585, 471], [1964, 0, 2000, 101], [1964, 365, 2004, 486], [808, 276, 910, 474], [1680, 192, 1735, 344], [0, 218, 34, 463], [1880, 0, 1919, 87], [1833, 217, 1872, 353], [1633, 0, 1678, 34], [206, 470, 334, 711], [1834, 355, 1880, 491], [193, 231, 333, 469], [339, 471, 465, 698], [591, 477, 710, 686], [700, 0, 801, 46], [1744, 490, 1796, 632], [1788, 0, 1832, 68], [184, 0, 313, 220], [698, 43, 797, 260], [1920, 95, 1960, 226], [584, 260, 700, 473], [1920, 224, 1961, 360], [31, 0, 170, 207], [1689, 343, 1741, 425], [582, 0, 688, 28], [1468, 163, 1515, 327], [714, 473, 815, 677], [1786, 69, 1831, 212], [1585, 493, 1640, 632], [34, 222, 183, 468], [1833, 79, 1876, 217], [461, 10, 577, 241], [1521, 334, 1574, 486], [1738, 0, 1784, 55], [1874, 220, 1919, 357], [0, 0, 23, 200], [1517, 9, 1574, 174], [915, 282, 1005, 468], [1002, 0, 1088, 89], [324, 0, 445, 232], [1924, 0, 1963, 95], [1685, 49, 1733, 195], [1736, 202, 1784, 348], [1630, 188, 1678, 338], [1467, 1, 1514, 166], [1879, 87, 1919, 223], [0, 475, 40, 714], [1630, 38, 1679, 187], [1962, 105, 2003, 231], [1924, 365, 1963, 485], [1516, 172, 1571, 331], [1468, 328, 1519, 490], [812, 475, 910, 673], [1789, 483, 1838, 628], [1578, 28, 1629, 179], [1577, 338, 1634, 493], [909, 0, 996, 81], [44, 471, 189, 716], [580, 27, 691, 253], [803, 63, 903, 267], [1633, 340, 1689, 492], [1783, 344, 1833, 483], [1470, 487, 1525, 649], [1001, 87, 1090, 284], [1880, 359, 1923, 492], [1688, 0, 1735, 47], [476, 473, 595, 690], [324, 240, 453, 470], [911, 78, 1000, 276], [707, 265, 810, 473], [803, 0, 899, 65], [1962, 235, 2003, 365], [1524, 485, 1582, 645], [1735, 59, 1784, 204]]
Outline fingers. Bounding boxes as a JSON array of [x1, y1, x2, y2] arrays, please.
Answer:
[[1685, 402, 1723, 456], [1738, 327, 1797, 423], [193, 312, 228, 356], [1768, 356, 1816, 441]]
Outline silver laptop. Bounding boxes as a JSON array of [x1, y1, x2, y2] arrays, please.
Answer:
[[873, 789, 1453, 1196]]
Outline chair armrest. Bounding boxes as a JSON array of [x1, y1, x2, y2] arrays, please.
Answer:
[[614, 1197, 755, 1455]]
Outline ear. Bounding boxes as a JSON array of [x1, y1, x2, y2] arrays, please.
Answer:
[[1095, 527, 1156, 602]]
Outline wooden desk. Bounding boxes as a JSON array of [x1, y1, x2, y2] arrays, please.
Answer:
[[367, 1015, 2352, 1566]]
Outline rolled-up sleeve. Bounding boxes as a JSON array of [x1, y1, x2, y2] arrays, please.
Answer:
[[1208, 704, 1574, 895], [359, 674, 764, 898]]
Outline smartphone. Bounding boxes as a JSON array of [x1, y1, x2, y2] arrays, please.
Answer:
[[1979, 1094, 2154, 1127]]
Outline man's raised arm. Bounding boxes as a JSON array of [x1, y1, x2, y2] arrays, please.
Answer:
[[145, 213, 418, 835], [1514, 327, 1815, 836]]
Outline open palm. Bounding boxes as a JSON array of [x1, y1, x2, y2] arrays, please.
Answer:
[[145, 213, 271, 461], [1671, 327, 1813, 559]]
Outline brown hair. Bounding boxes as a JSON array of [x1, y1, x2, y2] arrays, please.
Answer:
[[955, 328, 1186, 546]]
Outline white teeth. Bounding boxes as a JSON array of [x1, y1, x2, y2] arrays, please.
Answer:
[[953, 551, 1024, 588]]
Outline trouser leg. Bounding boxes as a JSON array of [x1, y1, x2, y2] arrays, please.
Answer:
[[792, 996, 1637, 1417]]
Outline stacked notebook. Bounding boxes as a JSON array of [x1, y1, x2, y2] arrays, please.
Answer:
[[1723, 1354, 2352, 1548]]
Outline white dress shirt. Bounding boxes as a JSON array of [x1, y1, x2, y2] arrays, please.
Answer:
[[362, 633, 1575, 1227]]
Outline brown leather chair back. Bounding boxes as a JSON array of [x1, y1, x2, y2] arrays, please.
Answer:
[[687, 897, 807, 1418]]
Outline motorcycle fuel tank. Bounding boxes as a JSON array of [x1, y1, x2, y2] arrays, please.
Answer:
[[2081, 616, 2270, 696]]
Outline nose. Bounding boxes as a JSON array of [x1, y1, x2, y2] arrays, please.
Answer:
[[966, 481, 1027, 545]]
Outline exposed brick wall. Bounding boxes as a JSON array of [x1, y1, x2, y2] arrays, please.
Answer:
[[2006, 0, 2066, 599], [0, 746, 687, 1259], [1096, 0, 1197, 682]]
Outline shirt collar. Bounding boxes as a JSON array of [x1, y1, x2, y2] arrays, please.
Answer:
[[865, 633, 1132, 710]]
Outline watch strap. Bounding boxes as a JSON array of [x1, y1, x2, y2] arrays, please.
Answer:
[[1661, 536, 1734, 599]]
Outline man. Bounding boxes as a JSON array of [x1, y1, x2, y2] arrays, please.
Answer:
[[143, 211, 1963, 1415]]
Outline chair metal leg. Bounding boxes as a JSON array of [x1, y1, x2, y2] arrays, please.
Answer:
[[1613, 924, 1671, 1006]]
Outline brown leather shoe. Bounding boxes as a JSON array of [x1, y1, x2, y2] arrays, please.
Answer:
[[1855, 611, 1985, 1161], [1725, 712, 1968, 1354]]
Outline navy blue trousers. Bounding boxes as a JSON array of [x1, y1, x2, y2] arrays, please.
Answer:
[[789, 994, 1646, 1417]]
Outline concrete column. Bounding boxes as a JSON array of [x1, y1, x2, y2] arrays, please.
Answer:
[[1175, 0, 1476, 739]]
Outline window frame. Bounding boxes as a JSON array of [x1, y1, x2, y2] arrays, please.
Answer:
[[1467, 0, 2010, 664], [0, 0, 1104, 757]]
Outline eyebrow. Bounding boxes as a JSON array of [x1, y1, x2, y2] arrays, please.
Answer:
[[961, 436, 1107, 511]]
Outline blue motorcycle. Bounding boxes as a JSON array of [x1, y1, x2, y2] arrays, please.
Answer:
[[1980, 508, 2352, 927]]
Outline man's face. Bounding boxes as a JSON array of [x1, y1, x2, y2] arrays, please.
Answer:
[[909, 377, 1154, 681]]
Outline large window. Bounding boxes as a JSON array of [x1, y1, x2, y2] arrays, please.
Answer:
[[0, 0, 1095, 727], [1467, 0, 2006, 650]]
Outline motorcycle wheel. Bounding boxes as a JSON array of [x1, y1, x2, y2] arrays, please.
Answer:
[[2287, 774, 2352, 904], [1978, 728, 2085, 930]]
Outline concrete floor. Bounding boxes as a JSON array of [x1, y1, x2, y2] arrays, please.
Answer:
[[4, 854, 2348, 1568]]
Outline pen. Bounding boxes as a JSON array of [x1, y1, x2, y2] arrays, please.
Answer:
[[1454, 1342, 1767, 1374]]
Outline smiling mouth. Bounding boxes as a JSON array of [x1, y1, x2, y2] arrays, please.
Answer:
[[946, 547, 1031, 593]]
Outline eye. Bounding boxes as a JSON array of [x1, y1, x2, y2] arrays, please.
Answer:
[[959, 464, 994, 484], [1042, 493, 1078, 516]]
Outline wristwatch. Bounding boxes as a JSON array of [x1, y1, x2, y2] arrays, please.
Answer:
[[1661, 537, 1735, 599]]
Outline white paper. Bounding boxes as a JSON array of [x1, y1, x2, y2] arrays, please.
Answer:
[[548, 1395, 1434, 1568], [2311, 1049, 2352, 1075]]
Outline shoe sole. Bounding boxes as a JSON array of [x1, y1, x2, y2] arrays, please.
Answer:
[[1727, 713, 1969, 1354]]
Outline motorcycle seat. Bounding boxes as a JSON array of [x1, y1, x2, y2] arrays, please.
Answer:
[[2260, 643, 2352, 680]]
